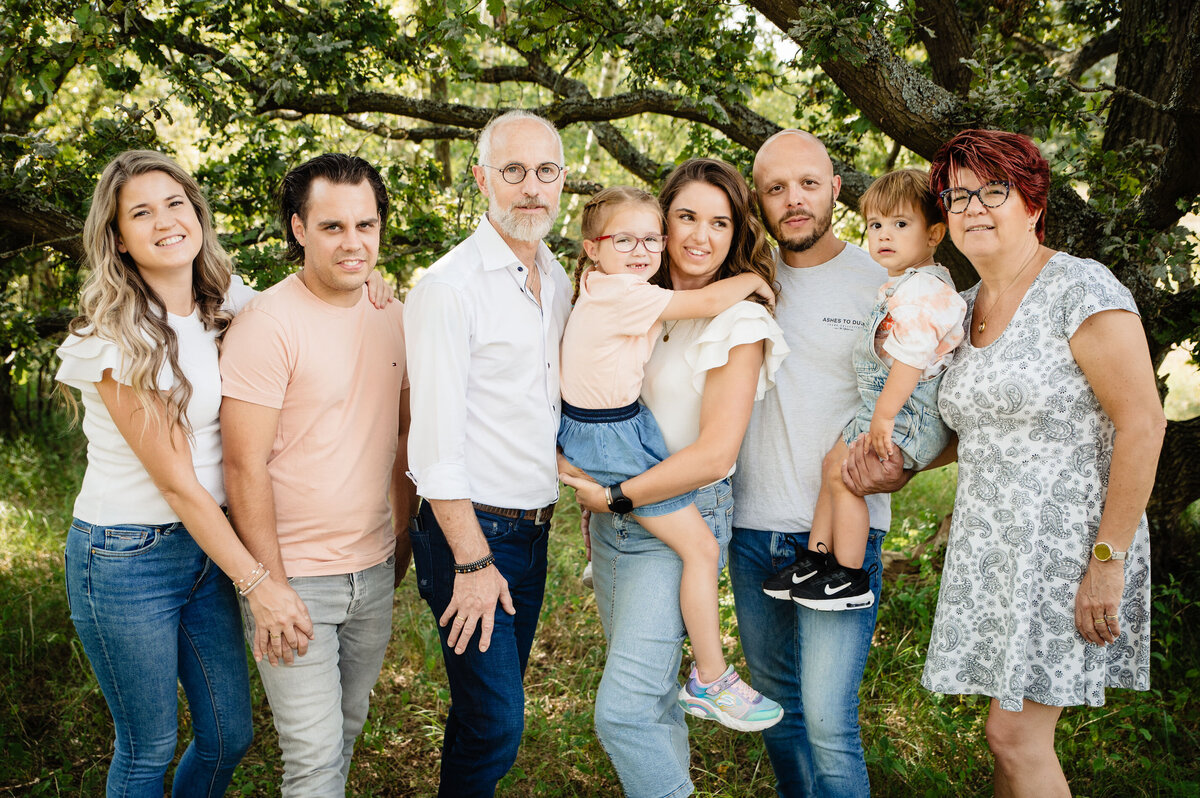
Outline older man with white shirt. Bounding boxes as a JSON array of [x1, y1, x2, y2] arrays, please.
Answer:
[[404, 110, 572, 798]]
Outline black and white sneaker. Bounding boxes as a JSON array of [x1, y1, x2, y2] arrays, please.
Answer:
[[790, 563, 877, 611], [762, 545, 831, 600]]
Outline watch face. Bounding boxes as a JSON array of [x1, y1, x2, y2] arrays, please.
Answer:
[[1094, 542, 1113, 561]]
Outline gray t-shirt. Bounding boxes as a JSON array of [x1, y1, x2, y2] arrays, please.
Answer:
[[733, 242, 892, 533]]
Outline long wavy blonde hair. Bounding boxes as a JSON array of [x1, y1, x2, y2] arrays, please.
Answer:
[[67, 150, 233, 433]]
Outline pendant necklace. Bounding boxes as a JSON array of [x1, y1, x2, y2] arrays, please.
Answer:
[[662, 320, 679, 341], [975, 246, 1040, 334]]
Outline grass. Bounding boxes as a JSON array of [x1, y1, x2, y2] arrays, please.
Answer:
[[1, 415, 1198, 796]]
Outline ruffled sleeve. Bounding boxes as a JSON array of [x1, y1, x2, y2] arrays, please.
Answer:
[[683, 300, 790, 399], [55, 333, 128, 391]]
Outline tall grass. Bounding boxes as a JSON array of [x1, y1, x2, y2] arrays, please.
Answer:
[[1, 417, 1197, 796]]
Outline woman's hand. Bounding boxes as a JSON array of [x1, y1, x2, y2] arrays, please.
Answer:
[[246, 578, 315, 666], [365, 269, 395, 308], [868, 414, 896, 460], [560, 470, 609, 513], [1075, 560, 1126, 646]]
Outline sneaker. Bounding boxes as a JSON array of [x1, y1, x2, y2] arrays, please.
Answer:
[[677, 663, 784, 732], [762, 544, 831, 600], [790, 562, 877, 611], [581, 561, 594, 589]]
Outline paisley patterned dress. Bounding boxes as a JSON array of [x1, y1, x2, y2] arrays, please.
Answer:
[[921, 252, 1151, 712]]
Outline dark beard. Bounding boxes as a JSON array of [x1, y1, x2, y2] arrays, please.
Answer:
[[771, 199, 834, 253]]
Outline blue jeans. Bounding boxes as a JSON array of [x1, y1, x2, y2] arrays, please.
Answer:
[[411, 501, 550, 798], [591, 478, 734, 798], [728, 527, 884, 798], [240, 555, 396, 798], [65, 519, 253, 798]]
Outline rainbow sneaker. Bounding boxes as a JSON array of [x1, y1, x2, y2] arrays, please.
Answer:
[[677, 664, 783, 732]]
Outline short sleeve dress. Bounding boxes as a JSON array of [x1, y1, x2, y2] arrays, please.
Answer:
[[921, 252, 1151, 712]]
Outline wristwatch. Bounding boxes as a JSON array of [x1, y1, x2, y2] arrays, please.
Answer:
[[605, 483, 634, 514], [1092, 541, 1128, 562]]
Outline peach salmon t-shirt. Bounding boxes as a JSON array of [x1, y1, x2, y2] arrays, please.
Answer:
[[220, 274, 407, 577]]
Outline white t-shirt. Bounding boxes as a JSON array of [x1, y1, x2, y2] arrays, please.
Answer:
[[734, 244, 892, 532], [642, 300, 788, 479], [55, 276, 256, 525]]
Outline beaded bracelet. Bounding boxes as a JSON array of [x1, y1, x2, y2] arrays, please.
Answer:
[[453, 553, 496, 574], [233, 562, 265, 590], [238, 569, 271, 596]]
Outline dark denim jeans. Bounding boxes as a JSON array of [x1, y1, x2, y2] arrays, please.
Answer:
[[65, 519, 253, 798], [728, 527, 885, 798], [411, 502, 550, 798]]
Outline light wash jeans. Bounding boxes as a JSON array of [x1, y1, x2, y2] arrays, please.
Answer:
[[728, 527, 885, 798], [240, 555, 395, 798], [590, 477, 734, 798], [66, 519, 253, 798]]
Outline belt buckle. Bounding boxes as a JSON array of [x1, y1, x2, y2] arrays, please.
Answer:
[[533, 503, 553, 525]]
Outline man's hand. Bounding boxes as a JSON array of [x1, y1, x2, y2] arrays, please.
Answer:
[[842, 433, 909, 496], [439, 565, 515, 654]]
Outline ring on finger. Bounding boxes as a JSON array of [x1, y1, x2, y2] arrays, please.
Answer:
[[1093, 618, 1106, 625], [454, 615, 467, 624], [1105, 614, 1118, 620]]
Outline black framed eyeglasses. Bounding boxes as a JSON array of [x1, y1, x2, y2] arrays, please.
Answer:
[[481, 162, 564, 184], [939, 181, 1011, 214], [592, 233, 667, 253]]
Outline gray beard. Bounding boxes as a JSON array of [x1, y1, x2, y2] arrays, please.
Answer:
[[490, 198, 557, 243]]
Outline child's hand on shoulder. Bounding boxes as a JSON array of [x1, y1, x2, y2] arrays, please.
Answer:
[[868, 414, 895, 461], [751, 276, 776, 311]]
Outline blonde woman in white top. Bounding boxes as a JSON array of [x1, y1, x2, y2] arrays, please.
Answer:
[[56, 150, 389, 796]]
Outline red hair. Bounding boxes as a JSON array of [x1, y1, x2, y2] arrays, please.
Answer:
[[929, 129, 1050, 242]]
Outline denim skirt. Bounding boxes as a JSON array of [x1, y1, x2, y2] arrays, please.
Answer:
[[558, 400, 696, 517]]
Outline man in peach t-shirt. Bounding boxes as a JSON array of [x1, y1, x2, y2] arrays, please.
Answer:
[[220, 154, 413, 797]]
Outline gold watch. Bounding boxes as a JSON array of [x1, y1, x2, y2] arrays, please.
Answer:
[[1092, 542, 1127, 562]]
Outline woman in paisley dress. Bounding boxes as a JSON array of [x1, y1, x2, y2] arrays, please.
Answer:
[[847, 129, 1165, 794], [903, 129, 1165, 796]]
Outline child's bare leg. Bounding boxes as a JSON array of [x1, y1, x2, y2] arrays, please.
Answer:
[[635, 505, 725, 682], [810, 441, 845, 557], [824, 439, 869, 569]]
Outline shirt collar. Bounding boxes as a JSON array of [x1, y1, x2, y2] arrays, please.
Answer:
[[474, 215, 555, 275]]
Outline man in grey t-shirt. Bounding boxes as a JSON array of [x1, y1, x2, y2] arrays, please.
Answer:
[[729, 130, 894, 797]]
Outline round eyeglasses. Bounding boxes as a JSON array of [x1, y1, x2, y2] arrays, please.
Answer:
[[939, 181, 1010, 214], [592, 233, 667, 253], [481, 162, 564, 184]]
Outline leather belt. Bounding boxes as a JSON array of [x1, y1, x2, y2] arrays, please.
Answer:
[[471, 501, 557, 525]]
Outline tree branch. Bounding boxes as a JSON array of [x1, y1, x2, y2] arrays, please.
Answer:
[[913, 0, 975, 97], [0, 195, 83, 262], [750, 0, 965, 160], [1062, 25, 1121, 82], [342, 117, 476, 142]]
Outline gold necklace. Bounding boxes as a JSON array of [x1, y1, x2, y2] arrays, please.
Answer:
[[662, 320, 679, 341], [975, 247, 1041, 334]]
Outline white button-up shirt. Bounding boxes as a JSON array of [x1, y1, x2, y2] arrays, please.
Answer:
[[406, 216, 572, 509]]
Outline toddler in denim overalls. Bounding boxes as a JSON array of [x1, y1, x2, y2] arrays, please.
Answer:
[[765, 169, 967, 611]]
